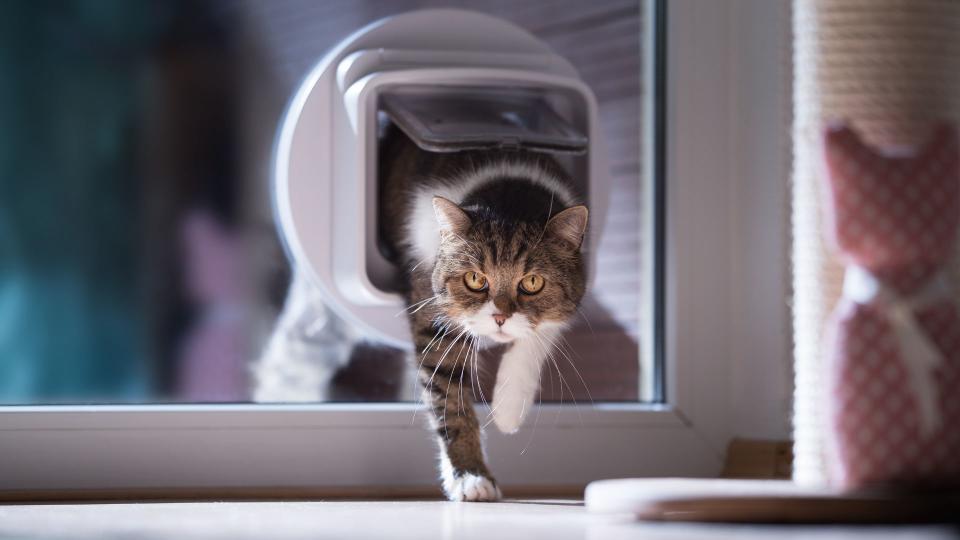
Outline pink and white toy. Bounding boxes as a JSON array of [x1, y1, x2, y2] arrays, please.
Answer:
[[823, 123, 960, 489]]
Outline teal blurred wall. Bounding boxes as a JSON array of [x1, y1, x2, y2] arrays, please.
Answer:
[[0, 1, 170, 402]]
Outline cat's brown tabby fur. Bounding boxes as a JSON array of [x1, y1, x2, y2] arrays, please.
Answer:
[[379, 125, 588, 501]]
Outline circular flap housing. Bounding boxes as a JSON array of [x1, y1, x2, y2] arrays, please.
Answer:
[[274, 9, 609, 348]]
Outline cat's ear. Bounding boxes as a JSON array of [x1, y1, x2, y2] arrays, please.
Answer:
[[545, 205, 588, 250], [433, 196, 471, 234]]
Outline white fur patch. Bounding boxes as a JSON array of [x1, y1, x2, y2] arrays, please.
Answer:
[[461, 300, 532, 344], [404, 161, 578, 269], [439, 453, 501, 502], [445, 473, 501, 502], [491, 323, 564, 433]]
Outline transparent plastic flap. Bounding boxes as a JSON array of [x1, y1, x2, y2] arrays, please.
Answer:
[[380, 86, 588, 154]]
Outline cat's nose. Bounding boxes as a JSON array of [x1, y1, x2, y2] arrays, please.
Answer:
[[493, 313, 508, 327]]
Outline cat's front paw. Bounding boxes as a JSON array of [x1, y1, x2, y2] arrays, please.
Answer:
[[444, 473, 502, 502]]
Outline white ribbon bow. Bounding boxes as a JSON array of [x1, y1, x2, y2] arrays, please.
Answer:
[[842, 265, 951, 437]]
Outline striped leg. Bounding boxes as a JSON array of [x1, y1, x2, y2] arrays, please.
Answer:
[[407, 279, 500, 501]]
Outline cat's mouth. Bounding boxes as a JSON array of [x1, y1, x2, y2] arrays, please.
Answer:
[[487, 330, 515, 344], [464, 320, 518, 344]]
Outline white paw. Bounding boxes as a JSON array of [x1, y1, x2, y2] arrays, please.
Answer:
[[492, 394, 527, 434], [445, 473, 502, 502]]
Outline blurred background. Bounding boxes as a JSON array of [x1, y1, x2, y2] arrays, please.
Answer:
[[0, 0, 647, 404]]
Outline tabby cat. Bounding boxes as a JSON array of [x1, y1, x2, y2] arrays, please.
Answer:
[[380, 126, 589, 501]]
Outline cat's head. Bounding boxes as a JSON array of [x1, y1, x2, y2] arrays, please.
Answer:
[[430, 196, 588, 343]]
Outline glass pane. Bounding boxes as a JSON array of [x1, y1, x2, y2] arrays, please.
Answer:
[[0, 0, 658, 405]]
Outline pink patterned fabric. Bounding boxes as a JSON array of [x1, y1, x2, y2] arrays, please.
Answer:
[[176, 210, 249, 402], [823, 123, 960, 489]]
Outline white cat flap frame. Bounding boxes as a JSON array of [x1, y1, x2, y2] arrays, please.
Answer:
[[273, 8, 610, 348]]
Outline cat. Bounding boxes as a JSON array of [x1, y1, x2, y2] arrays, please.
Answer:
[[379, 125, 589, 501], [254, 125, 589, 501]]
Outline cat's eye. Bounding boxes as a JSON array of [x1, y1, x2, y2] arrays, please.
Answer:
[[463, 271, 488, 292], [518, 274, 544, 295]]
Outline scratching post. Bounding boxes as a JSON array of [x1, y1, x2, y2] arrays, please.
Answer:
[[791, 0, 960, 486]]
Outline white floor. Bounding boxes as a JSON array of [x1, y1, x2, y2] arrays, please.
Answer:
[[0, 500, 955, 540]]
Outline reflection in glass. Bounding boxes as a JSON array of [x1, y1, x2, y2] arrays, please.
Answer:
[[0, 0, 652, 405]]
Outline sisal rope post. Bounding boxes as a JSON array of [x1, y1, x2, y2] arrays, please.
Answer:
[[791, 0, 960, 486]]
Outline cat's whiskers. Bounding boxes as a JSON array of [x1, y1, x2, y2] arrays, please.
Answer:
[[424, 326, 469, 401], [528, 332, 560, 406], [443, 231, 471, 247], [576, 306, 595, 335], [468, 335, 482, 409], [409, 255, 432, 273], [422, 319, 451, 354], [412, 321, 452, 422], [442, 335, 471, 436], [446, 332, 472, 419], [542, 337, 557, 402], [548, 354, 581, 424], [397, 295, 439, 317], [535, 335, 566, 428], [472, 339, 491, 412], [418, 324, 468, 429], [457, 334, 475, 416], [446, 252, 481, 267], [556, 334, 594, 405], [480, 378, 509, 431], [532, 332, 581, 424], [460, 254, 482, 264], [423, 315, 454, 353], [529, 191, 556, 252], [439, 235, 482, 265], [432, 325, 470, 432]]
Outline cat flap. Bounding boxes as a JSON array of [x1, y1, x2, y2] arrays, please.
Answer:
[[380, 86, 588, 154]]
